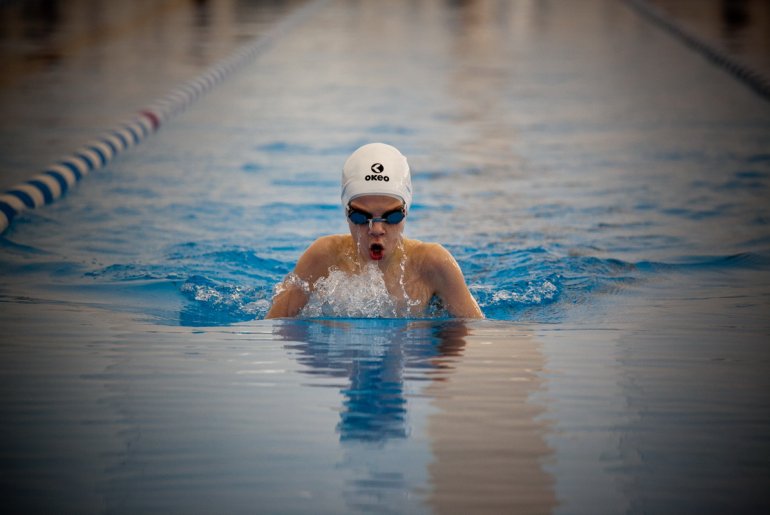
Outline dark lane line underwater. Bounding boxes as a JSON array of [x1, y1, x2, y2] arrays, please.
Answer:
[[1, 0, 770, 513]]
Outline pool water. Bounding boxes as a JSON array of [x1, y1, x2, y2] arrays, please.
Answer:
[[2, 0, 770, 513]]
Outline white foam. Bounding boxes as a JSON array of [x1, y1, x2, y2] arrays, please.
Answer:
[[299, 264, 396, 318], [287, 258, 429, 318]]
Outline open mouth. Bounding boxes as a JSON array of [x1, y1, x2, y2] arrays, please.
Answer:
[[369, 243, 384, 261]]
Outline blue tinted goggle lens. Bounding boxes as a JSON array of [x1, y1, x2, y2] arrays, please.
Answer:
[[348, 208, 405, 225]]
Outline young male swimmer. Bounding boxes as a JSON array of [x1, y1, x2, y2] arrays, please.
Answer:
[[265, 143, 484, 319]]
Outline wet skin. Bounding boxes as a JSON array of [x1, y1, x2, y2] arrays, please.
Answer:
[[265, 195, 484, 319], [347, 196, 406, 265]]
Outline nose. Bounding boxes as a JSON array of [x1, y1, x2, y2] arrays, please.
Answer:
[[368, 219, 386, 236]]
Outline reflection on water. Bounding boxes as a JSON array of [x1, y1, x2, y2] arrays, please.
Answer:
[[278, 320, 472, 443], [273, 319, 555, 511], [426, 324, 557, 513], [277, 319, 416, 442]]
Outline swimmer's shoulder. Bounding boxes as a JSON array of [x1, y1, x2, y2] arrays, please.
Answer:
[[297, 235, 353, 274], [306, 234, 343, 249], [306, 234, 353, 256], [404, 238, 450, 259], [403, 239, 456, 272]]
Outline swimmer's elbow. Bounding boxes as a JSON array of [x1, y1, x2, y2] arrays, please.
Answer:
[[265, 288, 308, 319], [265, 303, 299, 319], [265, 301, 286, 319], [264, 306, 285, 319], [449, 301, 485, 319], [465, 304, 485, 319]]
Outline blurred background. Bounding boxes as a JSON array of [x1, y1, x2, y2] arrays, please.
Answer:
[[1, 0, 306, 189], [1, 0, 769, 193]]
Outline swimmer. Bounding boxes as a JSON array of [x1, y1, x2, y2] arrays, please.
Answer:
[[265, 143, 484, 319]]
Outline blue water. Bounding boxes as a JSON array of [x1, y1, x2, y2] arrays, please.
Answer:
[[2, 0, 770, 512]]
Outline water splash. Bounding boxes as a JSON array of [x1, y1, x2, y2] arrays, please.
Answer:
[[180, 275, 271, 322], [397, 240, 423, 316], [293, 257, 439, 318], [491, 279, 559, 305], [472, 277, 561, 319], [300, 264, 400, 318]]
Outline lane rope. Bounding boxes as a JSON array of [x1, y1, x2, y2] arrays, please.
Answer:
[[625, 0, 770, 102], [0, 0, 328, 235]]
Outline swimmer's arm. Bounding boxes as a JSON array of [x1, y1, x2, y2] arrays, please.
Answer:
[[428, 244, 484, 319], [265, 281, 308, 319], [265, 237, 333, 319]]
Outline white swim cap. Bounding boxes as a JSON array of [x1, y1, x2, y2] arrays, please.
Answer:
[[341, 143, 412, 210]]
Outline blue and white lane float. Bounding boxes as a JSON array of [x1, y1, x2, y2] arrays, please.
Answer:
[[0, 0, 327, 235]]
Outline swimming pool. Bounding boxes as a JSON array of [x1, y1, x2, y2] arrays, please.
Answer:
[[2, 0, 770, 512]]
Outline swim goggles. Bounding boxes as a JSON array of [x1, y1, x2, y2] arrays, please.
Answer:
[[347, 206, 406, 228]]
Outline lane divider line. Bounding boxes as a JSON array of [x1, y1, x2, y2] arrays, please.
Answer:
[[625, 0, 770, 102], [0, 0, 328, 235]]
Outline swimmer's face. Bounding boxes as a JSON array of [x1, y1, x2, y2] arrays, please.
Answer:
[[346, 195, 406, 263]]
